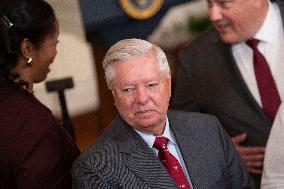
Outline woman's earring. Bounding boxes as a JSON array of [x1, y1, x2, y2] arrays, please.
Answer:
[[26, 58, 33, 67]]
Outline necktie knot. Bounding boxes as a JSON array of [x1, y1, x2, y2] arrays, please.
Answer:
[[246, 38, 260, 49], [153, 136, 168, 151]]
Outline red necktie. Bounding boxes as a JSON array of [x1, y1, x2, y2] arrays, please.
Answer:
[[154, 136, 191, 189], [246, 39, 281, 121]]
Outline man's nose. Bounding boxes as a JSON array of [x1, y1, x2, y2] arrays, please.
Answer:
[[207, 4, 223, 22], [136, 87, 149, 104]]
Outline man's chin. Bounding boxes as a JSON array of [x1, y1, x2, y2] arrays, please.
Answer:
[[134, 122, 163, 135], [219, 34, 239, 44], [134, 117, 160, 128]]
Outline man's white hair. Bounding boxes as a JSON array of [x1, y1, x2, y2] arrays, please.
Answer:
[[103, 38, 171, 89]]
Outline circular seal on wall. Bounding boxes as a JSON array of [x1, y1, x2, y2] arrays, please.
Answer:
[[119, 0, 164, 20]]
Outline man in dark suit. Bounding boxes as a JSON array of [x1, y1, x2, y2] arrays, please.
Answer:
[[72, 39, 253, 188], [171, 0, 284, 187]]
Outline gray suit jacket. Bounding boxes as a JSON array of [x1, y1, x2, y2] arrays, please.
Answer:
[[170, 1, 284, 187], [72, 111, 253, 189]]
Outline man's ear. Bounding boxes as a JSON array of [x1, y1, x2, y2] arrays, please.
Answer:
[[111, 89, 117, 106], [20, 38, 35, 59]]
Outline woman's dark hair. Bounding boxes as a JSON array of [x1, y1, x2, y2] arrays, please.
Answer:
[[0, 0, 56, 79]]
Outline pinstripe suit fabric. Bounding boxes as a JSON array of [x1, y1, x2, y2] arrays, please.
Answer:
[[72, 110, 253, 189]]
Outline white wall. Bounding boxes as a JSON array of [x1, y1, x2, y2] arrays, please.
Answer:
[[34, 0, 99, 117]]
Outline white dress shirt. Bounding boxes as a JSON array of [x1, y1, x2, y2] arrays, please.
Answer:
[[232, 1, 284, 107], [261, 104, 284, 188]]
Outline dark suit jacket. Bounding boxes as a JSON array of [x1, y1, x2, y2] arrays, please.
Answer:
[[170, 0, 284, 187], [72, 110, 253, 189]]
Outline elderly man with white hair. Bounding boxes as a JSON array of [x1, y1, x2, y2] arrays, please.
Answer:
[[72, 38, 254, 189]]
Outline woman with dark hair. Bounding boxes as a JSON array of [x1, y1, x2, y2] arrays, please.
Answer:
[[0, 0, 80, 188]]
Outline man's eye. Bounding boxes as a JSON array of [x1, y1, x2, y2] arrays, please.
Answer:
[[207, 0, 213, 6], [219, 0, 231, 7], [147, 83, 158, 88], [207, 0, 231, 8], [122, 88, 134, 93]]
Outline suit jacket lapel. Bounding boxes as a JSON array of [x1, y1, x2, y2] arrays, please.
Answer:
[[276, 0, 284, 22], [115, 117, 178, 188], [210, 30, 271, 124], [226, 43, 270, 122], [168, 112, 210, 188]]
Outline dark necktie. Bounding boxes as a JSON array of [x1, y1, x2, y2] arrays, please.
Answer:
[[246, 39, 281, 121], [153, 136, 191, 189]]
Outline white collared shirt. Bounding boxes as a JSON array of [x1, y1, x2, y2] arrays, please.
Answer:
[[232, 1, 284, 107], [135, 117, 193, 188]]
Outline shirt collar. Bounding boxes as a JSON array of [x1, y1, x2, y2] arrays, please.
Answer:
[[254, 1, 279, 43], [134, 116, 176, 148]]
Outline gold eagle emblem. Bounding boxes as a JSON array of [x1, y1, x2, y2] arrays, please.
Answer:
[[119, 0, 164, 20]]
